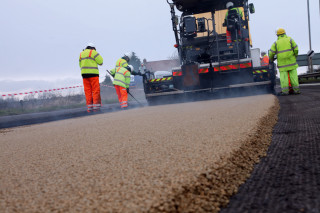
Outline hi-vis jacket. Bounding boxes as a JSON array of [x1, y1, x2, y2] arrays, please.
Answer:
[[110, 67, 131, 88], [79, 49, 103, 75], [269, 34, 299, 72], [225, 7, 243, 20], [114, 58, 129, 68], [261, 55, 269, 66], [110, 58, 131, 88]]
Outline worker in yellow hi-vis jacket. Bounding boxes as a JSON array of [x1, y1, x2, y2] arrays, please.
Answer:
[[269, 28, 299, 96], [109, 52, 133, 109], [79, 43, 103, 112]]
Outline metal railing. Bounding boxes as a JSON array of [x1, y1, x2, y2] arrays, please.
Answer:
[[297, 53, 320, 81], [298, 72, 320, 80], [296, 53, 320, 67]]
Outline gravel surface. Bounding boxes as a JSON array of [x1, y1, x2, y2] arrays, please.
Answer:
[[0, 94, 277, 212], [221, 85, 320, 213]]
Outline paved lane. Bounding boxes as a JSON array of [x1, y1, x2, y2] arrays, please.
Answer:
[[0, 95, 276, 212], [0, 102, 147, 129], [221, 85, 320, 213]]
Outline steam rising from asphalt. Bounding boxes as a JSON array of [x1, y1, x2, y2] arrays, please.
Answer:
[[0, 84, 270, 129], [147, 86, 272, 106], [0, 102, 147, 129]]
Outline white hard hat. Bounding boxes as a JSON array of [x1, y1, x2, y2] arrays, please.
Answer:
[[124, 52, 133, 59], [226, 2, 234, 9], [128, 65, 134, 72], [87, 42, 95, 48]]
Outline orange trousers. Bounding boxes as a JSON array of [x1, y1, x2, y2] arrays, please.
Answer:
[[83, 77, 101, 112], [114, 85, 128, 108]]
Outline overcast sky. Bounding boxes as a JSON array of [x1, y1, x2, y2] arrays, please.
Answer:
[[0, 0, 319, 84]]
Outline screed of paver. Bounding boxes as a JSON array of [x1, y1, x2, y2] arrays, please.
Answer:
[[0, 95, 276, 212]]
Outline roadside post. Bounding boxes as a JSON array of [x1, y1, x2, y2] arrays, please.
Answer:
[[307, 0, 314, 73]]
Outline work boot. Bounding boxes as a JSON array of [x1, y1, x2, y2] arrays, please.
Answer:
[[293, 91, 301, 95], [277, 92, 289, 96], [289, 88, 294, 94]]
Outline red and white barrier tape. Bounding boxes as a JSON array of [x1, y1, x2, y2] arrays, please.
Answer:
[[1, 85, 83, 97], [1, 84, 143, 97]]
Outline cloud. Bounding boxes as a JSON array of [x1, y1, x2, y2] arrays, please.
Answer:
[[0, 0, 319, 84]]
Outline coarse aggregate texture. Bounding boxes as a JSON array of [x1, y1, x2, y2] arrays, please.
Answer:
[[221, 85, 320, 213], [0, 94, 277, 212], [150, 97, 279, 213]]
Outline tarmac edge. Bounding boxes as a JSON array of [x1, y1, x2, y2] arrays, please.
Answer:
[[147, 96, 280, 213]]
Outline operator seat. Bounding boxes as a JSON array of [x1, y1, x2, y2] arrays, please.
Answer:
[[182, 15, 197, 39], [226, 9, 242, 41]]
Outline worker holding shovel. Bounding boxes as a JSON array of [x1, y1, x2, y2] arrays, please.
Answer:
[[109, 64, 133, 110]]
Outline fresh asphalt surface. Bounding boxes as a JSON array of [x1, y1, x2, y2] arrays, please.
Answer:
[[0, 102, 147, 129], [1, 84, 320, 212], [221, 84, 320, 213]]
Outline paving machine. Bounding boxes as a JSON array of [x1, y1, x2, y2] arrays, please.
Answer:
[[136, 0, 276, 105]]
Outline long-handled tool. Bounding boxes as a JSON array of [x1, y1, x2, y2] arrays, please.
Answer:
[[127, 91, 144, 106], [106, 69, 144, 107]]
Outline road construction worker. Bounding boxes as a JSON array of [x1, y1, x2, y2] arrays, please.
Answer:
[[260, 51, 269, 67], [114, 52, 133, 71], [224, 2, 243, 45], [269, 28, 300, 95], [79, 43, 103, 112], [110, 53, 133, 109]]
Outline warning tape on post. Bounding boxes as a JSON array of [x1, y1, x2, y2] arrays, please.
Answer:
[[1, 85, 84, 97], [1, 84, 143, 97]]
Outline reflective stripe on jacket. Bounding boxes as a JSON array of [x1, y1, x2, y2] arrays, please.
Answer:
[[110, 57, 130, 77], [261, 55, 269, 66], [79, 49, 103, 75], [112, 67, 131, 88], [269, 34, 299, 72], [115, 58, 129, 68]]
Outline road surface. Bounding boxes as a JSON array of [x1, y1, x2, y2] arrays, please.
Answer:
[[0, 102, 147, 129], [221, 84, 320, 213], [1, 84, 319, 212], [0, 94, 276, 212]]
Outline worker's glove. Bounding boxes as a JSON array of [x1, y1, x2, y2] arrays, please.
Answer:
[[126, 88, 129, 93], [269, 57, 275, 64]]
